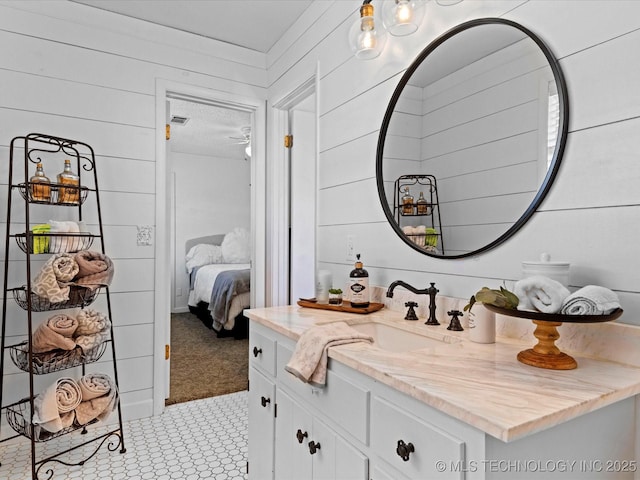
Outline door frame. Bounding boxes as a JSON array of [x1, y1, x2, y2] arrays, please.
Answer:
[[154, 79, 266, 415], [269, 69, 319, 306]]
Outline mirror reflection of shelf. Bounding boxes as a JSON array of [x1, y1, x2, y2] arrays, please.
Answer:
[[393, 174, 444, 254]]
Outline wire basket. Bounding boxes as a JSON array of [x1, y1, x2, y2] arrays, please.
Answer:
[[12, 286, 101, 311], [17, 182, 90, 205], [6, 398, 98, 442], [15, 232, 96, 255], [9, 341, 108, 375]]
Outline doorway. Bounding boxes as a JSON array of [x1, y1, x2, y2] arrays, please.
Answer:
[[165, 97, 253, 405], [154, 81, 266, 415]]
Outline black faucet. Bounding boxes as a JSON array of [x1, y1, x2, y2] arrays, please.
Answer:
[[386, 281, 440, 325]]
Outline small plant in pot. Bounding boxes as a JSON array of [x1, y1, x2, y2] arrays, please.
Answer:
[[328, 288, 343, 305]]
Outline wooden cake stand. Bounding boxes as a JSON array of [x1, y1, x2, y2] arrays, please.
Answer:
[[483, 305, 623, 370]]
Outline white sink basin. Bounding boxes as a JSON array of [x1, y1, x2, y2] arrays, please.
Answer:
[[349, 322, 454, 353]]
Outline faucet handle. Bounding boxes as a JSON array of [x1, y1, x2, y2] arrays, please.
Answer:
[[447, 309, 464, 331], [404, 301, 418, 321]]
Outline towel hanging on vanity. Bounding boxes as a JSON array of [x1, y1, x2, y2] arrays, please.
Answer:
[[285, 322, 373, 387]]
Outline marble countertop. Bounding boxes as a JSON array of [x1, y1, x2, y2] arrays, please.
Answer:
[[245, 305, 640, 442]]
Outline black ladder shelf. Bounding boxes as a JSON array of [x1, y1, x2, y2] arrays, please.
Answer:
[[393, 174, 445, 254], [0, 133, 126, 479]]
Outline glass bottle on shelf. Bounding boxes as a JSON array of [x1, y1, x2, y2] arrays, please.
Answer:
[[29, 162, 51, 202], [401, 186, 414, 215], [416, 191, 430, 215], [57, 159, 80, 204]]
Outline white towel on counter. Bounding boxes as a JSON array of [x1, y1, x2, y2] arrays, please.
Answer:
[[560, 285, 620, 315], [285, 322, 373, 387], [514, 275, 570, 314]]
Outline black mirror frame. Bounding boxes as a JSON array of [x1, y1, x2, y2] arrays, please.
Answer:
[[376, 17, 569, 259]]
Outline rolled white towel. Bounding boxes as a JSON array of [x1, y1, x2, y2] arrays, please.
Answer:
[[514, 275, 570, 314], [560, 285, 620, 315]]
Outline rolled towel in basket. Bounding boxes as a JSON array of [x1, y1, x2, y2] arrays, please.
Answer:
[[75, 330, 110, 354], [75, 309, 111, 336], [32, 253, 79, 303], [32, 377, 81, 434], [560, 285, 621, 315], [49, 220, 81, 254], [75, 373, 118, 425], [514, 275, 570, 314], [73, 251, 114, 290], [32, 314, 78, 353]]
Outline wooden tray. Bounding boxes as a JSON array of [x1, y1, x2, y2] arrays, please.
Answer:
[[483, 304, 623, 370], [297, 298, 384, 314]]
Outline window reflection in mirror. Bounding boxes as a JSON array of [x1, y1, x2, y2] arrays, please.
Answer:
[[377, 19, 568, 258]]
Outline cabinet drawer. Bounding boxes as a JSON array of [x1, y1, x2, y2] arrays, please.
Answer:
[[249, 329, 276, 376], [277, 342, 369, 444], [371, 397, 464, 480]]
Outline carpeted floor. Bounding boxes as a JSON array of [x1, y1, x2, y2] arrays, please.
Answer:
[[166, 312, 249, 406]]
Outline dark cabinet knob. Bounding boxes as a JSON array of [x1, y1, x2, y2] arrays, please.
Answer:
[[396, 439, 415, 461], [253, 346, 262, 357], [260, 396, 270, 407], [308, 441, 321, 455], [296, 429, 308, 444]]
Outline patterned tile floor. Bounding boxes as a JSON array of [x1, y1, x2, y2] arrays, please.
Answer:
[[0, 391, 248, 480]]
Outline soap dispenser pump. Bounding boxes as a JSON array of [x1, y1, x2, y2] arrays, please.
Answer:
[[349, 254, 370, 308]]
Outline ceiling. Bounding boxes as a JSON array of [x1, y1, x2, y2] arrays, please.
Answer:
[[72, 0, 313, 53], [168, 99, 252, 159], [72, 1, 315, 159]]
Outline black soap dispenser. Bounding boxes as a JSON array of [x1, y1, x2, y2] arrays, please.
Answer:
[[349, 254, 370, 308]]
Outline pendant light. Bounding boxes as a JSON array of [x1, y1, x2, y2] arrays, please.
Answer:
[[348, 0, 387, 60], [381, 0, 426, 36]]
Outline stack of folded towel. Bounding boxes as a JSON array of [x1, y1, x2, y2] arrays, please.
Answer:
[[514, 275, 621, 315], [31, 373, 118, 440], [29, 309, 111, 357], [31, 250, 114, 302], [285, 322, 373, 387]]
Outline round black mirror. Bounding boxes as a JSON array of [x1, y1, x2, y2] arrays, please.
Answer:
[[376, 18, 569, 258]]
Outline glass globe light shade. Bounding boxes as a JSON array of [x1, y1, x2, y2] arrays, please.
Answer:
[[349, 3, 387, 60], [382, 0, 426, 36]]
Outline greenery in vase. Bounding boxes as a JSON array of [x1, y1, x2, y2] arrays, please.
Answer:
[[464, 286, 519, 314], [329, 288, 342, 294]]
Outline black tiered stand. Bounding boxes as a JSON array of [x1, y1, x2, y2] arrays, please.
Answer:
[[0, 134, 126, 479]]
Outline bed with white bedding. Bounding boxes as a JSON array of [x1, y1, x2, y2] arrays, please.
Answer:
[[185, 229, 251, 335]]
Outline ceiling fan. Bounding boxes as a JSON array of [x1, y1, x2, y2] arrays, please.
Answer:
[[229, 126, 251, 145]]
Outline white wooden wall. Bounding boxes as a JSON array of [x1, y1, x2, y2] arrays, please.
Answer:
[[0, 0, 266, 425], [269, 0, 640, 326]]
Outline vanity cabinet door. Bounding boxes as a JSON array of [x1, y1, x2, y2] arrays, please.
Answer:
[[275, 387, 368, 480], [313, 417, 368, 480], [275, 388, 313, 480], [248, 367, 276, 480]]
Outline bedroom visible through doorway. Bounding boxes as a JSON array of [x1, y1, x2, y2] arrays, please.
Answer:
[[166, 97, 253, 404]]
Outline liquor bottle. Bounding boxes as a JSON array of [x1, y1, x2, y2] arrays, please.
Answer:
[[401, 187, 414, 215], [416, 191, 430, 215], [29, 162, 51, 202], [349, 254, 370, 308], [57, 159, 80, 204]]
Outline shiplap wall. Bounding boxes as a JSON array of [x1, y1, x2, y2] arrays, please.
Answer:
[[269, 0, 640, 326], [0, 0, 266, 425]]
